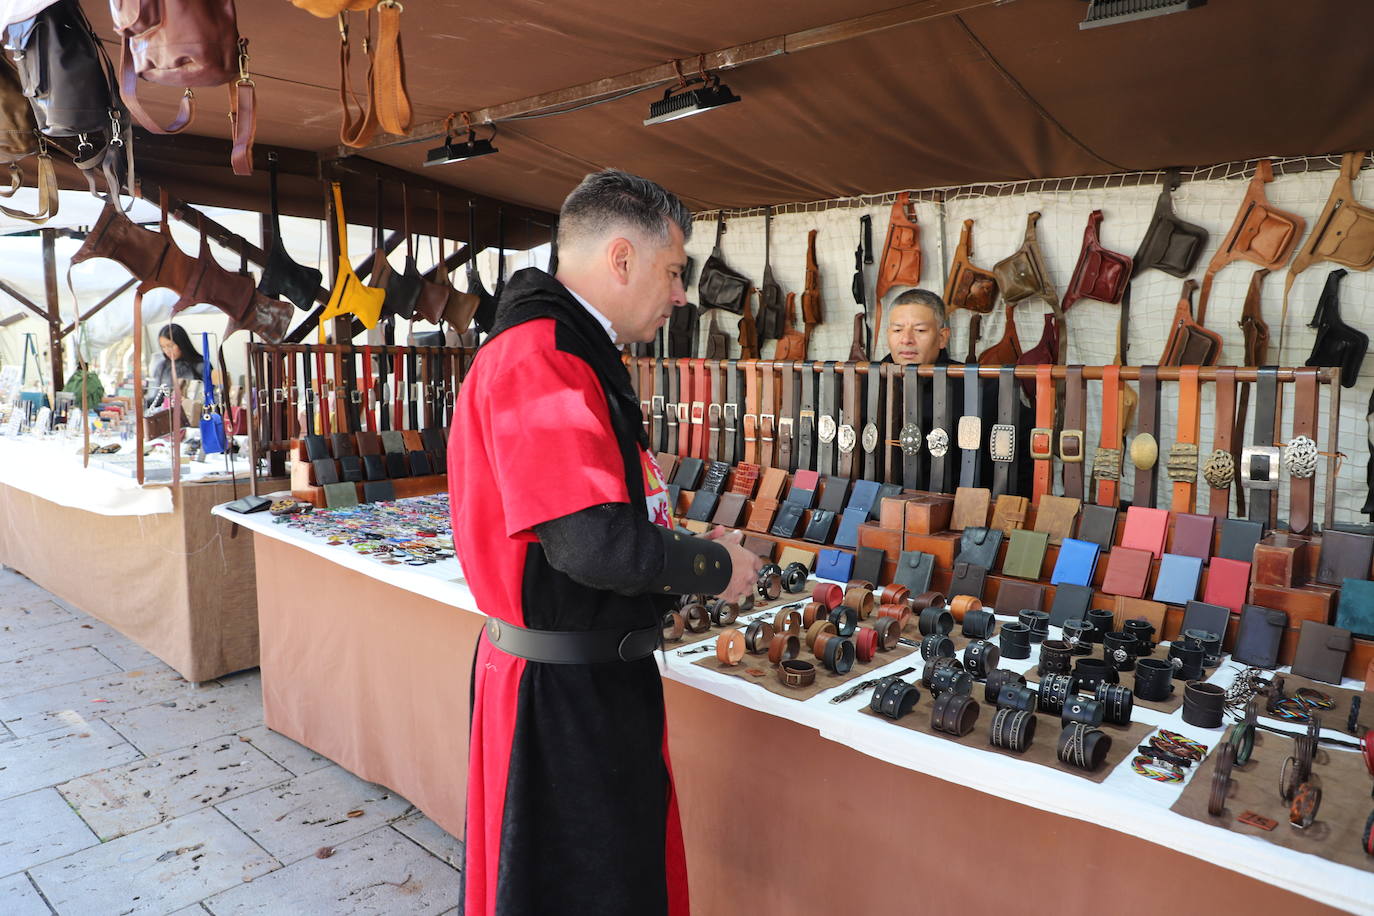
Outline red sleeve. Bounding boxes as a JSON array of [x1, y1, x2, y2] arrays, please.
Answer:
[[480, 336, 629, 539]]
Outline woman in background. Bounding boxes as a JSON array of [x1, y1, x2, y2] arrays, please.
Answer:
[[145, 324, 204, 408]]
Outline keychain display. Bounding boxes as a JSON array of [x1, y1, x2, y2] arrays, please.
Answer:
[[274, 492, 454, 566]]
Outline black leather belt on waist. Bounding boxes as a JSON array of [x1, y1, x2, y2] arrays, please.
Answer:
[[484, 617, 660, 664]]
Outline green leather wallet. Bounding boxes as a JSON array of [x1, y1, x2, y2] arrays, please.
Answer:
[[1001, 529, 1050, 580]]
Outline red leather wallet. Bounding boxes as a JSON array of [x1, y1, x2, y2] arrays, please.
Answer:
[[1101, 546, 1154, 599], [1201, 557, 1251, 613], [1121, 506, 1170, 559], [1170, 513, 1216, 561]]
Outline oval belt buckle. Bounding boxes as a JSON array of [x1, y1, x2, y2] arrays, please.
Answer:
[[1283, 435, 1318, 479]]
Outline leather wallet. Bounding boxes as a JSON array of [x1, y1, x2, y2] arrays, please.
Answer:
[[380, 430, 406, 454], [1232, 604, 1287, 668], [951, 487, 991, 530], [339, 455, 364, 483], [1101, 546, 1153, 598], [224, 494, 271, 513], [671, 457, 705, 490], [957, 527, 1004, 570], [331, 433, 359, 457], [769, 501, 806, 538], [853, 546, 886, 586], [401, 430, 425, 452], [834, 508, 869, 549], [711, 492, 748, 528], [1201, 557, 1251, 613], [303, 434, 331, 461], [665, 484, 681, 513], [874, 483, 903, 520], [685, 490, 719, 522], [700, 460, 731, 494], [1121, 506, 1169, 559], [1180, 600, 1229, 641], [990, 495, 1029, 536], [312, 458, 340, 485], [1152, 554, 1203, 605], [386, 451, 411, 478], [817, 476, 850, 514], [1113, 596, 1168, 635], [1002, 529, 1050, 580], [786, 469, 820, 508], [1075, 504, 1119, 553], [1216, 518, 1263, 563], [421, 427, 445, 454], [1170, 513, 1216, 561], [362, 479, 396, 503], [777, 546, 814, 572], [656, 453, 679, 483], [355, 431, 381, 456], [1291, 620, 1354, 685], [803, 509, 836, 544], [949, 561, 988, 600], [408, 451, 433, 476], [846, 479, 883, 516], [994, 580, 1045, 614], [893, 550, 935, 595], [323, 481, 358, 508], [1032, 494, 1081, 546], [1335, 578, 1374, 638], [1315, 529, 1374, 586], [743, 535, 774, 559], [815, 549, 854, 583], [1048, 583, 1094, 627], [1051, 538, 1101, 587], [363, 454, 388, 481]]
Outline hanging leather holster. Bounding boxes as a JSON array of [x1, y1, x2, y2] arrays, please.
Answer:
[[875, 191, 921, 303], [1305, 268, 1368, 387], [946, 218, 998, 314], [1061, 209, 1132, 311], [757, 207, 785, 339], [1160, 279, 1222, 366], [698, 214, 750, 314]]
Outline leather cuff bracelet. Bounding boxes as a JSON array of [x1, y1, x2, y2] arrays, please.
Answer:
[[757, 566, 783, 602], [984, 668, 1026, 705], [744, 620, 775, 654], [921, 633, 956, 661], [716, 628, 747, 666], [1224, 720, 1256, 766], [1018, 609, 1051, 643], [962, 608, 997, 640], [812, 583, 843, 608], [1290, 781, 1322, 829], [964, 639, 1000, 678], [1038, 639, 1073, 676], [1058, 722, 1113, 772], [1094, 682, 1135, 726], [782, 562, 810, 593], [919, 606, 954, 636], [828, 604, 860, 637], [1038, 674, 1076, 715], [855, 627, 879, 663], [1183, 682, 1226, 729], [928, 661, 975, 697], [1062, 619, 1094, 655], [1102, 631, 1136, 671], [1085, 608, 1115, 643], [990, 708, 1037, 752], [805, 619, 837, 650], [950, 594, 984, 621], [1062, 697, 1105, 727], [931, 691, 981, 736], [822, 634, 857, 674], [1134, 657, 1175, 701], [768, 633, 801, 664], [803, 602, 830, 628], [662, 612, 686, 642], [1168, 643, 1206, 681], [774, 607, 803, 635], [683, 603, 711, 633], [1208, 742, 1236, 816], [870, 677, 922, 720], [878, 584, 910, 607], [1073, 657, 1118, 693], [1123, 619, 1156, 654], [912, 591, 946, 610], [709, 600, 740, 627], [873, 616, 902, 650], [922, 655, 962, 689], [779, 659, 816, 688], [999, 622, 1033, 660], [842, 586, 875, 620], [997, 683, 1039, 713], [1361, 809, 1374, 856], [877, 603, 912, 632]]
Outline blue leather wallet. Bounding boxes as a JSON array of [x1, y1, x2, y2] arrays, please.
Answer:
[[1151, 553, 1202, 605], [815, 549, 854, 583], [846, 479, 882, 514], [1336, 579, 1374, 638], [833, 507, 869, 549], [1050, 538, 1101, 587]]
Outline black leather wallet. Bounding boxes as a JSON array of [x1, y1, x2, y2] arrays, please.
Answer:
[[224, 494, 271, 513], [1075, 505, 1119, 553], [1216, 518, 1263, 563], [685, 490, 719, 522], [363, 454, 388, 481], [312, 458, 340, 485], [331, 433, 359, 457], [853, 546, 885, 586], [769, 502, 806, 539], [339, 455, 364, 482], [1180, 600, 1229, 640], [303, 434, 331, 461], [817, 476, 850, 514], [1048, 583, 1093, 627], [363, 479, 396, 502], [949, 562, 988, 600], [874, 483, 903, 520], [700, 461, 731, 494], [671, 457, 705, 490], [1231, 604, 1287, 668], [957, 527, 1004, 571], [893, 551, 935, 594], [409, 451, 433, 476], [803, 508, 836, 544], [421, 427, 446, 454], [386, 451, 411, 478]]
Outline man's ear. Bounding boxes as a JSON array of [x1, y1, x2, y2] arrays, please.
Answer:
[[937, 325, 952, 350], [607, 237, 634, 285]]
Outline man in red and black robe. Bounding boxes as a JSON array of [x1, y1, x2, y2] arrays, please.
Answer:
[[449, 170, 759, 916]]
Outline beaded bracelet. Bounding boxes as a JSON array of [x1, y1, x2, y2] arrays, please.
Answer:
[[1131, 754, 1184, 783]]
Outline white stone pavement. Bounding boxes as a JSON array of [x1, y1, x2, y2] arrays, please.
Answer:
[[0, 567, 462, 915]]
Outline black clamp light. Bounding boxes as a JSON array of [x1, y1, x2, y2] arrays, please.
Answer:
[[424, 112, 498, 166], [644, 57, 741, 126]]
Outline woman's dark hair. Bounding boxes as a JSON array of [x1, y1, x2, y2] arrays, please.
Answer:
[[157, 324, 203, 365]]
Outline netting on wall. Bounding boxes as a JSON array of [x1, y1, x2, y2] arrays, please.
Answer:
[[683, 155, 1372, 526]]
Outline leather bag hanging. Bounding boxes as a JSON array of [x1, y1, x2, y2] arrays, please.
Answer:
[[334, 2, 412, 147], [737, 288, 760, 360], [801, 228, 822, 330], [436, 195, 478, 331], [320, 181, 385, 331], [169, 220, 254, 322], [704, 310, 728, 359], [1160, 278, 1222, 366], [1132, 169, 1208, 277], [391, 184, 428, 320], [698, 214, 750, 314], [774, 291, 806, 361], [978, 302, 1022, 366], [414, 195, 453, 325], [467, 200, 498, 334], [0, 52, 56, 222], [1280, 151, 1374, 354], [757, 207, 784, 340], [1017, 312, 1058, 382], [368, 180, 419, 320], [1305, 268, 1367, 386], [993, 212, 1058, 309], [257, 153, 322, 310], [946, 219, 998, 314], [875, 192, 921, 303], [1060, 209, 1132, 311], [198, 332, 226, 453], [1197, 159, 1304, 329]]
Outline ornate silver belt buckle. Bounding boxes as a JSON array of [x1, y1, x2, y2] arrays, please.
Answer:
[[926, 427, 949, 458], [1240, 445, 1281, 490], [957, 415, 982, 451], [837, 424, 856, 453], [990, 424, 1015, 463], [817, 415, 837, 444], [899, 423, 922, 456], [1283, 435, 1317, 479], [861, 422, 878, 454]]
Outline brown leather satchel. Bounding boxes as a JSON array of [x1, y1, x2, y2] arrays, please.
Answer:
[[875, 192, 922, 303], [1061, 210, 1132, 311], [170, 221, 255, 323], [71, 200, 176, 286], [335, 3, 412, 148], [1197, 159, 1304, 327], [774, 292, 806, 361], [945, 219, 998, 314], [737, 288, 760, 360], [1133, 169, 1208, 278], [801, 228, 823, 329], [993, 212, 1058, 309], [978, 303, 1022, 366], [1160, 279, 1222, 366]]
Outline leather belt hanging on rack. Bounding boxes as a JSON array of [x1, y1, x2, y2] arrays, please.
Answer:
[[779, 362, 797, 471], [1030, 365, 1055, 505], [991, 366, 1016, 498], [1131, 366, 1161, 508], [1169, 366, 1201, 514], [1060, 366, 1086, 501], [707, 360, 723, 462], [817, 363, 838, 477], [901, 363, 923, 489], [723, 359, 740, 464], [760, 362, 777, 468], [1243, 367, 1280, 528], [1094, 365, 1122, 508], [653, 358, 668, 453], [882, 363, 902, 483], [1205, 368, 1237, 519], [690, 358, 708, 460], [863, 361, 882, 481], [1287, 368, 1320, 535], [958, 364, 982, 489], [797, 360, 816, 471], [664, 361, 679, 455], [928, 365, 951, 493], [677, 359, 694, 460], [743, 362, 760, 466], [838, 363, 858, 478]]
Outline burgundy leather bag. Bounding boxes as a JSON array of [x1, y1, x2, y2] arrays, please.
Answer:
[[1061, 210, 1132, 311]]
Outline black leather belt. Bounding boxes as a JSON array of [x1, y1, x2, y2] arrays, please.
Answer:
[[863, 361, 882, 481], [958, 364, 981, 489], [818, 361, 837, 476], [485, 617, 660, 664], [707, 361, 722, 462], [901, 363, 923, 489], [653, 359, 668, 454], [991, 365, 1016, 498], [798, 360, 816, 471], [779, 362, 797, 471], [723, 358, 739, 463], [665, 361, 679, 456], [929, 364, 950, 493], [1245, 366, 1280, 528], [838, 363, 858, 479]]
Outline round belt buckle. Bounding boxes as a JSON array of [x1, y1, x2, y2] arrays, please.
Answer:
[[1202, 448, 1236, 489], [817, 416, 837, 444], [1130, 432, 1158, 470], [837, 424, 856, 453], [899, 423, 923, 456], [861, 422, 878, 453], [926, 427, 949, 458], [1283, 435, 1318, 479]]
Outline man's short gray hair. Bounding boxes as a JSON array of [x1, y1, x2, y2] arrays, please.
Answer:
[[557, 169, 692, 251], [891, 288, 948, 330]]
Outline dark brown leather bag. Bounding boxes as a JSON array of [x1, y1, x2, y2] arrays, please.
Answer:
[[698, 214, 750, 314], [1160, 279, 1222, 366], [1133, 169, 1208, 278], [704, 311, 728, 359], [774, 291, 806, 361], [737, 288, 760, 360], [801, 228, 823, 329], [432, 195, 476, 330], [978, 303, 1022, 366], [993, 212, 1057, 308], [1239, 267, 1271, 366], [945, 219, 998, 314], [170, 222, 254, 322], [225, 290, 291, 343], [257, 154, 321, 311], [411, 190, 450, 325], [757, 207, 785, 340], [1061, 210, 1132, 311], [71, 200, 174, 284], [875, 192, 922, 303]]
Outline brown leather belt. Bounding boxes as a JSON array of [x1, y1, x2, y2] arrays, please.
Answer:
[[760, 361, 777, 468], [798, 360, 816, 471], [1061, 365, 1085, 501], [743, 361, 760, 466], [817, 362, 837, 476], [1170, 365, 1201, 513], [690, 358, 708, 460], [652, 359, 668, 453], [1244, 367, 1279, 528], [1094, 365, 1122, 508], [1031, 365, 1055, 506], [1132, 365, 1160, 508], [677, 359, 693, 460], [1287, 368, 1318, 535], [838, 363, 859, 479], [723, 359, 739, 463], [863, 360, 882, 481], [883, 362, 902, 483], [1207, 367, 1237, 518], [778, 361, 796, 471]]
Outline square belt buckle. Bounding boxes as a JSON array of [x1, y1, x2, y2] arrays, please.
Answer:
[[1241, 445, 1281, 490], [1058, 429, 1084, 463], [989, 424, 1015, 462], [1030, 427, 1054, 461], [651, 395, 665, 415], [957, 415, 982, 451]]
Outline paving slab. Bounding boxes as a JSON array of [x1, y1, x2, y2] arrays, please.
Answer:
[[0, 667, 205, 738], [59, 738, 292, 842], [29, 807, 278, 916], [0, 720, 142, 801], [0, 788, 99, 878], [0, 617, 120, 665], [0, 646, 122, 699], [0, 871, 55, 916], [392, 812, 463, 870], [234, 725, 333, 777], [202, 825, 460, 915], [0, 597, 78, 634], [103, 679, 266, 757], [215, 765, 412, 864]]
